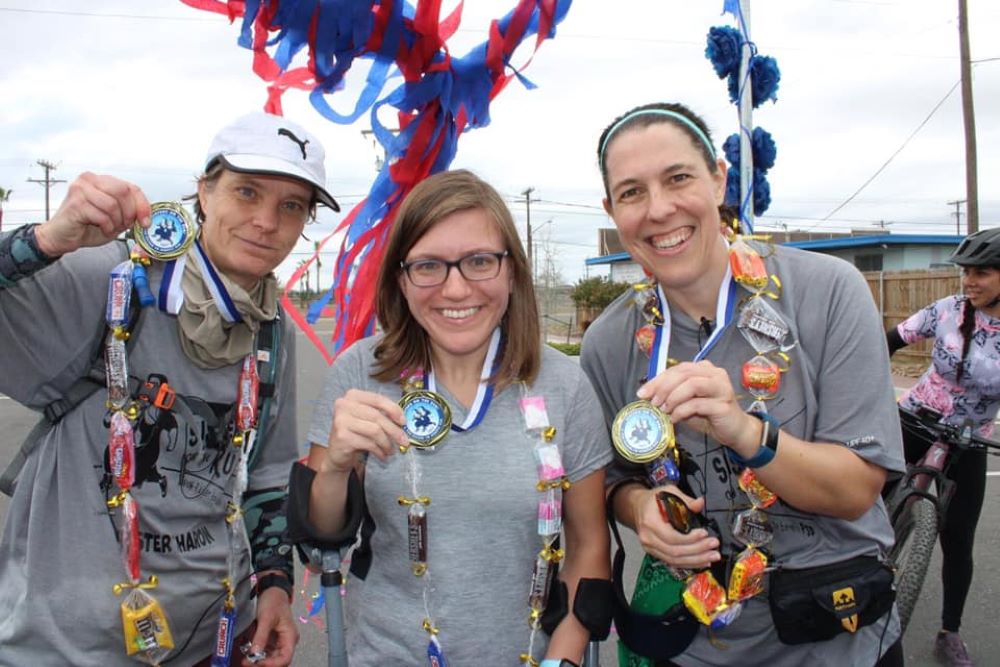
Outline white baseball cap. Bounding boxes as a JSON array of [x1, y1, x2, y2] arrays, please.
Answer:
[[204, 112, 340, 211]]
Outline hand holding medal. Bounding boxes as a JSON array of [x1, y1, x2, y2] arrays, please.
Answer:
[[33, 173, 152, 258], [324, 389, 408, 469]]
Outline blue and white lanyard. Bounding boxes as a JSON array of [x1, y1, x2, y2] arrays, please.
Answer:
[[427, 327, 501, 432], [157, 239, 243, 323], [647, 264, 739, 381]]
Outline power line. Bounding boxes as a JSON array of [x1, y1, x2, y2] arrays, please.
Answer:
[[816, 79, 961, 226], [0, 7, 213, 21]]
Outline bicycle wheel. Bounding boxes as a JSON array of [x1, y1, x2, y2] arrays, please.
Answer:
[[889, 496, 938, 633]]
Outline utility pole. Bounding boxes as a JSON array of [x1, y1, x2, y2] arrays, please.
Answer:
[[521, 187, 535, 282], [27, 160, 66, 220], [314, 241, 322, 294], [957, 0, 979, 233], [0, 187, 11, 233], [948, 199, 966, 235]]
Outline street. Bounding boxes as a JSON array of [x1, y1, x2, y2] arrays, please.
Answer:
[[1, 324, 998, 665]]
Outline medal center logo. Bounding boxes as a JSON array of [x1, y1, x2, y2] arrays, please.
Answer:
[[400, 391, 451, 447]]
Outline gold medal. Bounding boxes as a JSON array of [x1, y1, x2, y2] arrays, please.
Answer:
[[399, 390, 452, 449], [611, 400, 674, 463], [134, 202, 197, 260]]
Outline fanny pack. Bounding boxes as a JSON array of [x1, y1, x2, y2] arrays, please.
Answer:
[[768, 554, 895, 645]]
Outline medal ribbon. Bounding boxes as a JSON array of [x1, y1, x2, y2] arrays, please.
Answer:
[[647, 263, 739, 381], [427, 327, 501, 432], [157, 240, 243, 323]]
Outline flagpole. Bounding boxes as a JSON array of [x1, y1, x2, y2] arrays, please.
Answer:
[[738, 0, 755, 232]]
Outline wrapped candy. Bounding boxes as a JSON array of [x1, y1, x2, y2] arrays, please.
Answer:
[[120, 587, 173, 663], [729, 237, 768, 289]]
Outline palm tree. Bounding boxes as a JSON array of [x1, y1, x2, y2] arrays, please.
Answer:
[[0, 187, 11, 232]]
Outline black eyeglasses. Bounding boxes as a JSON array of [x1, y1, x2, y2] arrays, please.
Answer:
[[657, 491, 708, 534], [400, 251, 509, 287]]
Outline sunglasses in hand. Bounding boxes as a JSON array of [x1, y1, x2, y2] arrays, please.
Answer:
[[657, 491, 709, 534]]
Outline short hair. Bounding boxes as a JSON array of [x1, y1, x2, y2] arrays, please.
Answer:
[[372, 169, 540, 391], [596, 102, 719, 200]]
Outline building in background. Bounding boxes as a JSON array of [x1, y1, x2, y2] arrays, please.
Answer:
[[585, 228, 966, 279]]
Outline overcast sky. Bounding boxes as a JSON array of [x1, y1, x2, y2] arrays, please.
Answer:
[[1, 0, 997, 287]]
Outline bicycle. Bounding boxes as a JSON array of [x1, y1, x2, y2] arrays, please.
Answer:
[[884, 406, 1000, 633]]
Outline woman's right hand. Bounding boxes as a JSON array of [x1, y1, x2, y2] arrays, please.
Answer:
[[33, 172, 151, 258], [631, 485, 721, 571], [323, 389, 409, 473]]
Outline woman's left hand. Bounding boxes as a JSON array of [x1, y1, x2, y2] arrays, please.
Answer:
[[637, 360, 755, 455]]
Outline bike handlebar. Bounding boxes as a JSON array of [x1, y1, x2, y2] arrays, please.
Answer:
[[898, 406, 1000, 453]]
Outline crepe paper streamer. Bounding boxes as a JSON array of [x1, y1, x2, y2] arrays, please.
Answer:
[[182, 0, 572, 359]]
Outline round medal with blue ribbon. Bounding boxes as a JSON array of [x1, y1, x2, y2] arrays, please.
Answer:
[[400, 390, 452, 449], [611, 400, 674, 463], [135, 202, 197, 260]]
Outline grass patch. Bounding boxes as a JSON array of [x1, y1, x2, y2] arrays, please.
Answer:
[[548, 342, 581, 356]]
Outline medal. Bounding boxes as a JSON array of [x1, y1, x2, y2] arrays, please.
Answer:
[[400, 390, 452, 449], [134, 202, 197, 260], [611, 400, 674, 463]]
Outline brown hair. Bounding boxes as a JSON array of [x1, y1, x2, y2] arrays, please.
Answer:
[[596, 102, 720, 200], [372, 169, 540, 391]]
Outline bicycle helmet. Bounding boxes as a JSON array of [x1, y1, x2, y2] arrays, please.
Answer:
[[949, 227, 1000, 267]]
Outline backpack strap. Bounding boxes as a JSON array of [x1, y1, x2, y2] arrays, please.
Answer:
[[0, 241, 142, 497], [246, 313, 281, 469]]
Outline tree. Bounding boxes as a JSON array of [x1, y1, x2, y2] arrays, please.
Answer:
[[570, 276, 631, 309], [0, 187, 11, 232]]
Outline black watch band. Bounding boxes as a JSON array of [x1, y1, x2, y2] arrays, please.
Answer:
[[256, 572, 293, 602]]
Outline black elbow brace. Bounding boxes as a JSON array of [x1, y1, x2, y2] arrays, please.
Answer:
[[540, 577, 614, 640], [286, 461, 364, 550]]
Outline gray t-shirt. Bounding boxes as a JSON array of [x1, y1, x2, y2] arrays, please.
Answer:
[[0, 242, 298, 666], [581, 244, 905, 666], [307, 336, 612, 665]]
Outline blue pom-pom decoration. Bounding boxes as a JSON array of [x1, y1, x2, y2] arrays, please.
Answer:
[[727, 71, 740, 105], [750, 56, 781, 107], [705, 26, 743, 79], [723, 133, 741, 166], [725, 169, 740, 209], [725, 56, 781, 108], [724, 167, 771, 215], [753, 169, 771, 215], [751, 127, 776, 171]]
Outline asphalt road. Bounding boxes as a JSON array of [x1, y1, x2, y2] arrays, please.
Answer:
[[2, 326, 998, 666]]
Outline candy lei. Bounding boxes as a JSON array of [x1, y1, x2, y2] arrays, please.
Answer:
[[396, 342, 570, 666], [635, 230, 793, 630], [105, 248, 175, 664], [104, 246, 263, 665]]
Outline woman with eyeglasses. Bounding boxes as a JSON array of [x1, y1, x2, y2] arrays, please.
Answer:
[[287, 169, 613, 666], [580, 102, 906, 667]]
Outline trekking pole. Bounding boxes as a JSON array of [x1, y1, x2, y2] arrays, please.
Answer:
[[582, 638, 600, 667], [317, 548, 348, 667]]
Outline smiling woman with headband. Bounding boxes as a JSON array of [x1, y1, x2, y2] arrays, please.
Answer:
[[580, 101, 906, 667]]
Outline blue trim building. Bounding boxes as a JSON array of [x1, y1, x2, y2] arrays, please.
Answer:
[[585, 233, 964, 281]]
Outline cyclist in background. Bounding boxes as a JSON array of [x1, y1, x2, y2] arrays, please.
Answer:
[[887, 227, 1000, 667]]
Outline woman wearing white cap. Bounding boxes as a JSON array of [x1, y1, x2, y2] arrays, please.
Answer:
[[0, 112, 338, 666]]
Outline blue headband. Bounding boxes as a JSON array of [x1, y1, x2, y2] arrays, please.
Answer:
[[599, 109, 717, 164]]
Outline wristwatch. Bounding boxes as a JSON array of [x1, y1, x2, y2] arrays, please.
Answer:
[[726, 411, 779, 469], [256, 571, 294, 602]]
